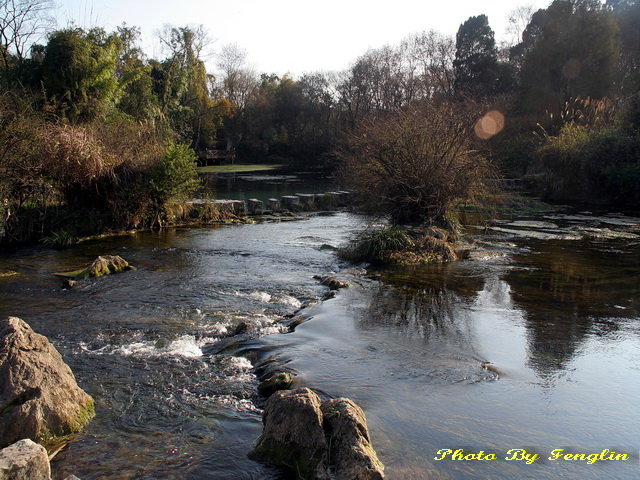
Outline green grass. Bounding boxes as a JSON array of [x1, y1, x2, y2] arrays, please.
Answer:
[[197, 164, 284, 174]]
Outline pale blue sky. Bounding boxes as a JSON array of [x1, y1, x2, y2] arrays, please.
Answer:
[[54, 0, 550, 76]]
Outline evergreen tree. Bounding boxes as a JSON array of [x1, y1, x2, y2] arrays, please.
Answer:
[[453, 15, 498, 97]]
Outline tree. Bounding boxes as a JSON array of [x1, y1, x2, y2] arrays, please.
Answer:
[[154, 24, 211, 117], [212, 42, 259, 150], [153, 25, 226, 149], [115, 24, 158, 121], [403, 30, 456, 100], [453, 15, 499, 97], [337, 101, 494, 227], [608, 0, 640, 92], [40, 28, 123, 121], [0, 0, 53, 71], [505, 4, 537, 46], [518, 0, 622, 118], [148, 143, 199, 226]]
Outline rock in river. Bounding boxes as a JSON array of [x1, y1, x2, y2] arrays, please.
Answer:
[[0, 317, 95, 449], [251, 387, 385, 479], [321, 398, 385, 480], [250, 388, 329, 479], [56, 255, 134, 281], [257, 372, 296, 397]]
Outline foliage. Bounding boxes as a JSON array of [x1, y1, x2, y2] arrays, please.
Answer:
[[516, 0, 622, 119], [453, 15, 499, 97], [340, 227, 414, 263], [150, 143, 199, 200], [40, 123, 112, 201], [0, 89, 53, 243], [337, 100, 496, 227], [340, 226, 457, 265], [2, 2, 640, 245], [609, 0, 640, 93], [534, 101, 640, 205], [41, 229, 77, 248], [148, 143, 199, 226], [39, 28, 124, 121]]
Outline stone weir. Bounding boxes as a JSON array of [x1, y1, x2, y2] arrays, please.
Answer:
[[189, 191, 352, 217]]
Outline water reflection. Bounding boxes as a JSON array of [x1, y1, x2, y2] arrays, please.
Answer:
[[364, 225, 640, 385], [361, 267, 482, 342], [200, 165, 335, 203], [505, 238, 640, 376]]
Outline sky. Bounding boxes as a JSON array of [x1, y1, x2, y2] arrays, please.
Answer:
[[54, 0, 551, 77]]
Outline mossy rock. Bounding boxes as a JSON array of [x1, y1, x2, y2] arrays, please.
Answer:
[[258, 372, 296, 397], [55, 255, 135, 280]]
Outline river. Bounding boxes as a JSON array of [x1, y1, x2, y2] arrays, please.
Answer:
[[0, 171, 639, 479]]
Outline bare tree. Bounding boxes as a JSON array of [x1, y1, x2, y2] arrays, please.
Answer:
[[506, 4, 536, 46], [214, 43, 258, 110], [156, 23, 212, 61], [0, 0, 54, 69], [404, 30, 456, 100]]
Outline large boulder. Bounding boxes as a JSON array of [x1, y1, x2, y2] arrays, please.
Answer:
[[321, 398, 385, 480], [0, 439, 50, 480], [250, 387, 329, 479], [250, 388, 385, 479], [0, 317, 95, 449]]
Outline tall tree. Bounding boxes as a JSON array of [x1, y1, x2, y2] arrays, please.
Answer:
[[518, 0, 622, 118], [212, 43, 259, 150], [153, 25, 225, 149], [115, 24, 158, 121], [40, 28, 123, 122], [453, 15, 499, 97], [403, 30, 456, 100]]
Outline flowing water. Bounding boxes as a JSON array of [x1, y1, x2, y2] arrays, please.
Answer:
[[1, 193, 639, 479]]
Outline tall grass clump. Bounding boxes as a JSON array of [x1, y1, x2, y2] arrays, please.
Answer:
[[41, 229, 78, 248], [340, 227, 414, 263]]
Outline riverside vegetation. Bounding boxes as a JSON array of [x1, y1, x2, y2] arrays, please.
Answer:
[[1, 0, 640, 257]]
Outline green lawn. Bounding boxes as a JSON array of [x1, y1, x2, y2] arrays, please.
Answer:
[[197, 164, 285, 174]]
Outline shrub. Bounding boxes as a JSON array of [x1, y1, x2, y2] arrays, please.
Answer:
[[534, 121, 640, 205], [316, 194, 339, 210], [336, 100, 495, 228], [148, 143, 200, 226]]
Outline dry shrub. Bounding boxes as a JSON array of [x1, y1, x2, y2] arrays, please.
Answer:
[[95, 115, 164, 168], [337, 100, 496, 228], [41, 123, 113, 191]]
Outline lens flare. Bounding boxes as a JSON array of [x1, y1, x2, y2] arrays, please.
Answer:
[[475, 110, 505, 140]]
